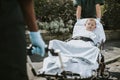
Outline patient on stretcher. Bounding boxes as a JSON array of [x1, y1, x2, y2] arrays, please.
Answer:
[[40, 18, 106, 78], [67, 18, 97, 45], [84, 18, 96, 31]]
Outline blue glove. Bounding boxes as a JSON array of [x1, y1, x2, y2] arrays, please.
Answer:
[[29, 31, 45, 57]]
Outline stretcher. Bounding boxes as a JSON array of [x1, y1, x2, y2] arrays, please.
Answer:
[[27, 19, 110, 80]]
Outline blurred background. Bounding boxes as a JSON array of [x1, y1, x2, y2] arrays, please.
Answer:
[[26, 0, 120, 45], [26, 0, 120, 61]]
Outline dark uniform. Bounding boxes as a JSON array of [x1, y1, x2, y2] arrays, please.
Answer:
[[74, 0, 104, 18], [0, 0, 28, 80]]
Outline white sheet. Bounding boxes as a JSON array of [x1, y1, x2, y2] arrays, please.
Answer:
[[41, 55, 99, 78], [40, 19, 105, 78]]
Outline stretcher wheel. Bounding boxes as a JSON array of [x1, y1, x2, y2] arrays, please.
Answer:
[[91, 75, 99, 80], [46, 77, 53, 80], [102, 71, 110, 79], [91, 77, 98, 80]]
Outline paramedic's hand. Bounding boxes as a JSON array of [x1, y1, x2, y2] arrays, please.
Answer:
[[77, 18, 81, 22], [97, 18, 101, 22], [29, 31, 45, 57]]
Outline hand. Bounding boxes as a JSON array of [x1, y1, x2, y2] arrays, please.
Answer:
[[77, 18, 81, 22], [97, 18, 101, 22], [29, 31, 45, 56]]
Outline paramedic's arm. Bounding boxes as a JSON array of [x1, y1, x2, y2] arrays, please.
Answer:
[[18, 0, 38, 31], [18, 0, 45, 56], [96, 4, 102, 21], [76, 6, 82, 20]]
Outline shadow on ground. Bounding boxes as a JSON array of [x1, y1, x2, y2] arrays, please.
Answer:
[[105, 40, 120, 48], [109, 72, 120, 80]]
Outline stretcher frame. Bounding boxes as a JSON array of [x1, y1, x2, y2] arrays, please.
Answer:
[[27, 41, 110, 80]]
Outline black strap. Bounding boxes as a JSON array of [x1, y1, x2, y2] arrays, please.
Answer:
[[71, 36, 94, 42]]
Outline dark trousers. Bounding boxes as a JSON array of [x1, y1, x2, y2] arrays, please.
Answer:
[[0, 25, 28, 80]]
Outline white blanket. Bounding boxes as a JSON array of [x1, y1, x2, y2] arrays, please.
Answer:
[[40, 19, 106, 78]]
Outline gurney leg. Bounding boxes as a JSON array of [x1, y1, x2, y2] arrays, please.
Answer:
[[27, 55, 38, 76], [57, 50, 64, 71]]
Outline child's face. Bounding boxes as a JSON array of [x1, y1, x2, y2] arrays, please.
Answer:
[[85, 20, 96, 31]]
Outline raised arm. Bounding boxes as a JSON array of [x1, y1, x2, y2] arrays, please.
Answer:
[[76, 5, 82, 19], [96, 4, 102, 19]]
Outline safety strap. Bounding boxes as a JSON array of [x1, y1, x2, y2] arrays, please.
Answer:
[[66, 36, 94, 43]]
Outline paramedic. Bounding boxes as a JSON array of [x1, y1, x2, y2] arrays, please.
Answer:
[[73, 0, 104, 21], [0, 0, 45, 80]]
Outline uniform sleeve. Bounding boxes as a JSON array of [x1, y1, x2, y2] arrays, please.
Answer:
[[95, 0, 104, 5], [73, 0, 82, 7]]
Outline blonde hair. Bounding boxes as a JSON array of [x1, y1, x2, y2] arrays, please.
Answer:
[[86, 18, 96, 25]]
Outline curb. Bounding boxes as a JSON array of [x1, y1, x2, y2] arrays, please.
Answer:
[[105, 55, 120, 64]]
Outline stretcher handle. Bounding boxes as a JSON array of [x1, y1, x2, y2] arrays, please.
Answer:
[[27, 44, 60, 56], [27, 44, 65, 70]]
